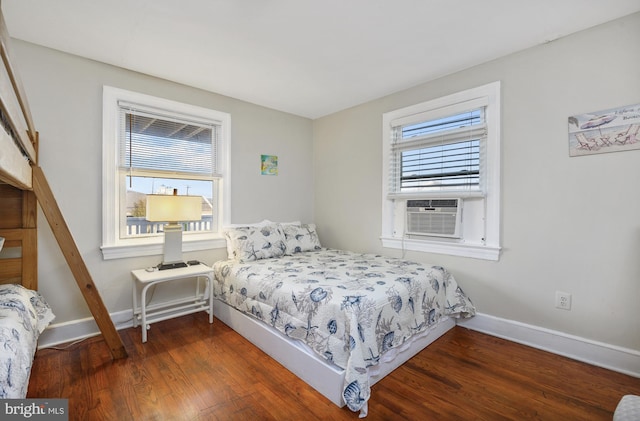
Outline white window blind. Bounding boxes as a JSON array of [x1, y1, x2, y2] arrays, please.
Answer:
[[389, 108, 486, 195], [118, 103, 219, 177]]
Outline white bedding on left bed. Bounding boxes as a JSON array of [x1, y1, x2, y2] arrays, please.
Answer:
[[0, 284, 55, 398]]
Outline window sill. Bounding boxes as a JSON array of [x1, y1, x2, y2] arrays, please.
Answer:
[[380, 236, 501, 261], [387, 190, 485, 200], [101, 236, 226, 260]]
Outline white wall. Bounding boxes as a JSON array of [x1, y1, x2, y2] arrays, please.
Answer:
[[9, 13, 639, 364], [11, 40, 314, 327], [313, 13, 640, 352]]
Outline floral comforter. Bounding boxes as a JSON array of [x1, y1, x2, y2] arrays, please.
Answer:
[[213, 249, 475, 416], [0, 284, 55, 398]]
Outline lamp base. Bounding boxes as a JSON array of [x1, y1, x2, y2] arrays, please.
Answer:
[[157, 261, 188, 271], [160, 224, 186, 269]]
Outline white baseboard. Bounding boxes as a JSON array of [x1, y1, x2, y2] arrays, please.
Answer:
[[37, 309, 134, 349], [457, 313, 640, 378], [39, 309, 640, 380]]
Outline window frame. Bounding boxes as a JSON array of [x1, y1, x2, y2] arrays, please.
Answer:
[[381, 82, 501, 260], [101, 86, 230, 260], [393, 108, 484, 194]]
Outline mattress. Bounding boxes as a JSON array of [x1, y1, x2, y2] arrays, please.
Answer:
[[213, 248, 475, 415]]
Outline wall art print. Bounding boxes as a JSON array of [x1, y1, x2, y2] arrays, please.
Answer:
[[568, 103, 640, 157], [261, 154, 278, 175]]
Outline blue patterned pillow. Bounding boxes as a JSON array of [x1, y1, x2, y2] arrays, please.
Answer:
[[0, 284, 55, 335], [225, 224, 286, 261], [282, 223, 322, 255]]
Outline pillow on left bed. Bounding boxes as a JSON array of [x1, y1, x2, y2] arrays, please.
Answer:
[[225, 223, 286, 262], [0, 284, 55, 335], [0, 284, 55, 399]]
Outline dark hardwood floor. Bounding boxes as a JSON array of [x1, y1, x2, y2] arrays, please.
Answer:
[[28, 313, 640, 420]]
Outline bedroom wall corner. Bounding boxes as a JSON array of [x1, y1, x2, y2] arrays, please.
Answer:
[[312, 12, 640, 356], [10, 38, 315, 341]]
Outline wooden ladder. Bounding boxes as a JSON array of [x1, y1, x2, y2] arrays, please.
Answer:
[[32, 165, 127, 360]]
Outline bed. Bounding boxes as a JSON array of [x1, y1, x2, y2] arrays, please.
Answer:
[[0, 5, 127, 397], [0, 9, 58, 397], [213, 222, 475, 417], [0, 7, 56, 397], [0, 6, 125, 364]]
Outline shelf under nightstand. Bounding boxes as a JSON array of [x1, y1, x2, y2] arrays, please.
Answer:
[[131, 263, 214, 343]]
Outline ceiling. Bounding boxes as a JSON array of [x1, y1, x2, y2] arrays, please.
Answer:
[[3, 1, 640, 119]]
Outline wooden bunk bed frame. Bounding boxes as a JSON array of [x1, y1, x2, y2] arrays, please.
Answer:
[[0, 9, 127, 359]]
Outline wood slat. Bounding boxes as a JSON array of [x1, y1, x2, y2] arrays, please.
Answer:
[[0, 257, 21, 283], [0, 228, 26, 285], [20, 227, 36, 290], [0, 228, 36, 287], [0, 254, 22, 285], [0, 184, 38, 288], [0, 182, 24, 228], [27, 315, 640, 420], [0, 227, 26, 242], [32, 165, 127, 360], [21, 189, 37, 289], [22, 189, 37, 228]]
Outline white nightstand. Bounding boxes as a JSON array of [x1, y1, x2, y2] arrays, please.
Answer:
[[131, 263, 214, 343]]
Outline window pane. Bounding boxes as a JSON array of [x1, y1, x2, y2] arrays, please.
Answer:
[[124, 176, 214, 238], [400, 139, 480, 190]]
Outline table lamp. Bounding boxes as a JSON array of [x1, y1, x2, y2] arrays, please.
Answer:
[[146, 190, 201, 270]]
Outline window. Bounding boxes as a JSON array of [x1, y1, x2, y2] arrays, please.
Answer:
[[392, 109, 484, 194], [381, 82, 501, 260], [101, 86, 230, 259]]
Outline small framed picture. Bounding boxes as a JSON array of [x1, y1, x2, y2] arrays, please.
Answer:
[[261, 154, 278, 175]]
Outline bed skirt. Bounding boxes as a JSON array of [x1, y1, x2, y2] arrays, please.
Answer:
[[212, 297, 455, 407]]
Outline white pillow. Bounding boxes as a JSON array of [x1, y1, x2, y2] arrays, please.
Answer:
[[282, 223, 322, 255], [224, 223, 286, 262], [223, 220, 271, 256], [223, 220, 300, 257], [0, 284, 55, 334]]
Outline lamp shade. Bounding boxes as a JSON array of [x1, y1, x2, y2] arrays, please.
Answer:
[[146, 195, 202, 223]]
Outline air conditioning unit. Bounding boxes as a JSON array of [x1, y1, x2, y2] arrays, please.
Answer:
[[406, 199, 462, 238]]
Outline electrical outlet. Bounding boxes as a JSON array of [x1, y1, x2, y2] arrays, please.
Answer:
[[555, 291, 572, 310]]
